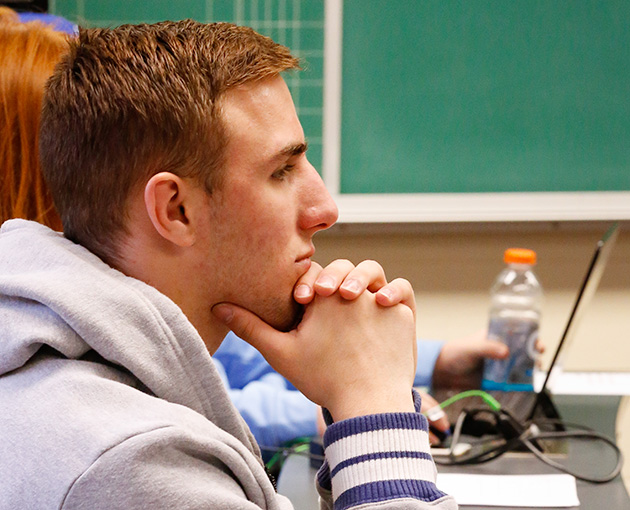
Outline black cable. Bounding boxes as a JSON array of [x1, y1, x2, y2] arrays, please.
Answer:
[[522, 429, 623, 483], [260, 404, 623, 484], [434, 408, 624, 483]]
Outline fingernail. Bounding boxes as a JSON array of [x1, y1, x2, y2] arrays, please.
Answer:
[[378, 288, 394, 300], [212, 304, 233, 324], [316, 275, 335, 290], [340, 279, 360, 293], [294, 284, 311, 299]]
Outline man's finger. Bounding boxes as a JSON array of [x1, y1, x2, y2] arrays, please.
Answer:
[[337, 260, 387, 299], [293, 261, 323, 304], [211, 303, 291, 370], [312, 259, 355, 297], [375, 278, 416, 320]]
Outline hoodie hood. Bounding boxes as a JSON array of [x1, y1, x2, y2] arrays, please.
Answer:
[[0, 219, 254, 447]]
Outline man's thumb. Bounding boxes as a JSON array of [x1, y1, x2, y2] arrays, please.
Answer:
[[211, 303, 287, 363]]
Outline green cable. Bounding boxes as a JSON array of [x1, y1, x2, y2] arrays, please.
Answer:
[[265, 436, 312, 471], [438, 389, 502, 412]]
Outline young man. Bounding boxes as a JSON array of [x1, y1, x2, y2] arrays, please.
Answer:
[[0, 20, 456, 509]]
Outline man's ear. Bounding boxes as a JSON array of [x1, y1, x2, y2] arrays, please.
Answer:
[[144, 172, 196, 247]]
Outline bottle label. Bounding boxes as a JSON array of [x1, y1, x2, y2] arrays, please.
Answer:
[[482, 316, 538, 392]]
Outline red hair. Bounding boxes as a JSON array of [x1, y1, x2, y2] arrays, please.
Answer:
[[0, 7, 68, 230]]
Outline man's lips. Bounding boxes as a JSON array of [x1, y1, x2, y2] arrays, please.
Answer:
[[296, 246, 315, 264], [295, 246, 315, 277], [295, 256, 312, 274]]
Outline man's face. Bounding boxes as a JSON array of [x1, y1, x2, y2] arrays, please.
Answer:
[[200, 75, 338, 331]]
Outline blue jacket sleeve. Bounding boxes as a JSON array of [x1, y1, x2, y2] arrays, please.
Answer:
[[414, 339, 444, 388], [213, 332, 278, 388], [213, 333, 318, 448]]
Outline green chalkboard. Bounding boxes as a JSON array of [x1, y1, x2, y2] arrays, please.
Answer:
[[340, 0, 630, 194]]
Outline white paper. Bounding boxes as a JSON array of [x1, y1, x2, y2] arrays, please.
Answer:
[[550, 371, 630, 395], [436, 473, 579, 507]]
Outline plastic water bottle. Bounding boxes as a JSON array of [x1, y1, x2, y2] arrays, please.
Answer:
[[482, 248, 542, 392]]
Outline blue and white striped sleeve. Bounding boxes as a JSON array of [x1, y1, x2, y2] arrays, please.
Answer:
[[316, 391, 457, 510]]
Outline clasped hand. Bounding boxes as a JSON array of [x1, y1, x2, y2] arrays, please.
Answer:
[[213, 259, 418, 422]]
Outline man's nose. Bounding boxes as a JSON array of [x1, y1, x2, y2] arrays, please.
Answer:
[[299, 163, 339, 233]]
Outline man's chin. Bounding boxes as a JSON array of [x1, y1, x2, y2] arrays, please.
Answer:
[[267, 300, 304, 332]]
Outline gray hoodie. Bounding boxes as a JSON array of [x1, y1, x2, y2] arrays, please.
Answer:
[[0, 220, 456, 510]]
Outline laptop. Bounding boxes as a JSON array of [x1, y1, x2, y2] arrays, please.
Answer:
[[432, 222, 620, 436]]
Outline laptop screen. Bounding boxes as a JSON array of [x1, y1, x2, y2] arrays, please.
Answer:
[[529, 222, 619, 418]]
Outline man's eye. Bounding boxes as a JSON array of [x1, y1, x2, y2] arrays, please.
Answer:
[[272, 165, 295, 180]]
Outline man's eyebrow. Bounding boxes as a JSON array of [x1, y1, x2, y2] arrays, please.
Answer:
[[276, 141, 308, 160]]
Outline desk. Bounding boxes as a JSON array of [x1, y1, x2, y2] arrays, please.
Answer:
[[276, 395, 629, 509]]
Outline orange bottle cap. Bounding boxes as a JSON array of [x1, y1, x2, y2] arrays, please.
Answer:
[[504, 248, 536, 265]]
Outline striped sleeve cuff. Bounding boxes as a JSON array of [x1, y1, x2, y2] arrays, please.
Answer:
[[317, 391, 449, 510]]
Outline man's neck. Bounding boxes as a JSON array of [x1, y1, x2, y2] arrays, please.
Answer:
[[113, 217, 227, 355]]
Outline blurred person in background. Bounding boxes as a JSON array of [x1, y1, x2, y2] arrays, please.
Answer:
[[0, 6, 72, 230]]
